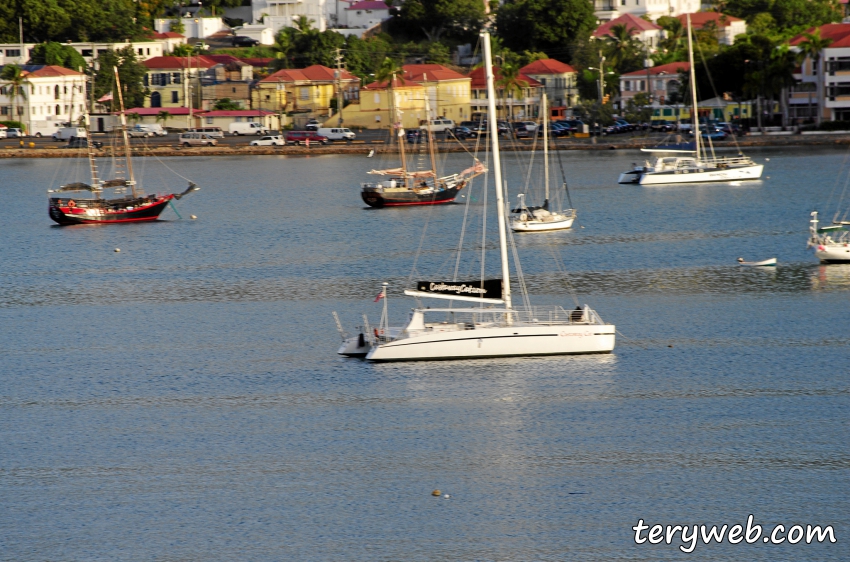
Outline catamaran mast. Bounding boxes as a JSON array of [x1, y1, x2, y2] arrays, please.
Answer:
[[542, 92, 549, 208], [686, 14, 701, 161], [482, 31, 513, 311], [113, 66, 139, 198]]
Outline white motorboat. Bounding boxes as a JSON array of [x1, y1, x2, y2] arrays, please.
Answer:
[[617, 15, 763, 186], [737, 257, 777, 267], [808, 211, 850, 263], [356, 31, 615, 362], [510, 93, 576, 232]]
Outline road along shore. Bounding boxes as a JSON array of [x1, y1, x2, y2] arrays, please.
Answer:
[[4, 133, 850, 159]]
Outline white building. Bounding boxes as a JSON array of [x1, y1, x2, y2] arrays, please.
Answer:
[[790, 23, 850, 122], [676, 13, 746, 46], [0, 40, 174, 67], [0, 65, 87, 136], [343, 1, 390, 29], [154, 16, 229, 40], [251, 0, 328, 34], [594, 0, 700, 22], [593, 13, 663, 50]]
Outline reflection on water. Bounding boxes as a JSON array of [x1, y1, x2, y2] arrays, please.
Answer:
[[811, 263, 850, 290]]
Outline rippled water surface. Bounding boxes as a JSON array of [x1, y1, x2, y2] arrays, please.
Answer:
[[2, 147, 848, 561]]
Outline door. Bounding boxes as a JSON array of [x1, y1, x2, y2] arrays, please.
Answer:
[[150, 92, 161, 108]]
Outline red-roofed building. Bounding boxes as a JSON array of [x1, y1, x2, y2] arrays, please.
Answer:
[[789, 23, 850, 123], [258, 65, 360, 126], [151, 31, 187, 53], [199, 109, 280, 131], [0, 65, 87, 136], [467, 66, 543, 120], [344, 0, 391, 30], [676, 13, 746, 45], [520, 59, 579, 112], [619, 62, 690, 106], [593, 14, 663, 49], [143, 56, 226, 111]]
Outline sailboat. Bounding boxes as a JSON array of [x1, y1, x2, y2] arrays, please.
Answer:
[[617, 15, 763, 186], [346, 31, 615, 362], [48, 67, 198, 225], [360, 78, 485, 208], [510, 93, 577, 232], [808, 211, 850, 263]]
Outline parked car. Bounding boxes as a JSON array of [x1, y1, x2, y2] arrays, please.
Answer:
[[178, 132, 218, 146], [700, 128, 727, 141], [52, 127, 86, 141], [7, 128, 25, 138], [188, 127, 224, 138], [317, 127, 355, 141], [447, 126, 476, 140], [231, 36, 259, 47], [549, 122, 570, 137], [420, 118, 455, 133], [717, 122, 741, 135], [63, 138, 103, 149], [128, 124, 155, 138], [285, 131, 329, 145], [250, 135, 285, 146], [519, 120, 538, 133], [0, 128, 6, 139], [305, 119, 320, 131], [513, 123, 530, 138], [615, 119, 634, 132], [406, 129, 427, 144], [650, 120, 674, 132], [229, 122, 268, 135]]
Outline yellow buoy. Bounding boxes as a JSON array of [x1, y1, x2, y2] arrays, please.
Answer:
[[431, 489, 441, 497]]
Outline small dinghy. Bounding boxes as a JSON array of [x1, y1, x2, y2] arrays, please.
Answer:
[[737, 257, 777, 267]]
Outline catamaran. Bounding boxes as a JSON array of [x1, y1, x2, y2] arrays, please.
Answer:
[[340, 31, 615, 361], [618, 15, 763, 186]]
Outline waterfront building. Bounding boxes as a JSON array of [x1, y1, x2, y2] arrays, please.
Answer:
[[250, 0, 329, 34], [142, 56, 217, 110], [0, 65, 86, 136], [0, 37, 181, 67], [675, 13, 747, 45], [257, 65, 360, 127], [467, 66, 542, 121], [519, 59, 579, 112], [790, 23, 850, 123], [593, 0, 699, 22], [592, 13, 663, 50], [619, 61, 689, 106]]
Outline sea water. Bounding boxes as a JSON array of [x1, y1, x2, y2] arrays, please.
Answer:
[[1, 147, 847, 561]]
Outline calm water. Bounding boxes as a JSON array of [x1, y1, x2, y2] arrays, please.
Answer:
[[1, 147, 848, 561]]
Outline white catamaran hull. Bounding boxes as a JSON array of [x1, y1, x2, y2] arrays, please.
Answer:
[[638, 164, 763, 185], [366, 324, 615, 362], [510, 216, 575, 231], [813, 243, 850, 263]]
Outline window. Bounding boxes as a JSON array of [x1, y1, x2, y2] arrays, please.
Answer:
[[300, 87, 309, 100], [373, 93, 380, 103], [232, 87, 236, 93], [206, 117, 213, 124], [624, 81, 631, 91], [55, 104, 60, 115], [54, 85, 60, 100], [5, 49, 20, 57], [82, 49, 92, 57], [172, 73, 181, 84], [247, 117, 254, 122], [171, 91, 179, 103], [138, 48, 144, 55]]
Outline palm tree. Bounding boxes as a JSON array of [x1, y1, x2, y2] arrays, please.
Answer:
[[768, 44, 802, 128], [271, 28, 296, 71], [798, 29, 833, 126], [156, 110, 172, 129], [375, 56, 405, 131], [496, 62, 528, 121], [604, 24, 639, 73], [1, 64, 29, 129]]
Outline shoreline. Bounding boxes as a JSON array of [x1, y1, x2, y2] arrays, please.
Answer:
[[4, 133, 850, 159]]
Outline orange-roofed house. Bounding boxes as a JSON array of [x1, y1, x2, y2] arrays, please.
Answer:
[[592, 14, 663, 50], [258, 65, 360, 126], [619, 61, 689, 106], [520, 59, 579, 114], [142, 56, 218, 111], [789, 23, 850, 123], [339, 64, 470, 129], [676, 13, 746, 45], [467, 66, 543, 120], [0, 65, 87, 137]]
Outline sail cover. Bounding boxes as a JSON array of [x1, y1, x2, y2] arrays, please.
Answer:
[[57, 183, 96, 192], [404, 279, 504, 303]]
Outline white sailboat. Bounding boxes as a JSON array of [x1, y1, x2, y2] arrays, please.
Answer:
[[353, 31, 615, 362], [808, 211, 850, 263], [510, 93, 577, 232], [617, 15, 763, 186]]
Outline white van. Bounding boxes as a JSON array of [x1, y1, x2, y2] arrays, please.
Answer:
[[189, 127, 224, 138], [52, 127, 87, 141], [178, 132, 218, 146], [420, 118, 455, 133], [317, 127, 356, 141], [228, 122, 268, 136]]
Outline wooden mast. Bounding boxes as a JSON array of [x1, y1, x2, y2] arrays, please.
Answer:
[[113, 66, 139, 198]]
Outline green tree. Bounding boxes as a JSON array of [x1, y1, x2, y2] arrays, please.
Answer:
[[93, 47, 149, 110], [426, 42, 451, 65], [29, 42, 87, 70], [602, 24, 645, 74], [0, 64, 29, 125], [169, 19, 185, 35], [394, 0, 486, 42], [624, 92, 653, 123], [156, 109, 171, 127], [375, 56, 405, 130], [343, 34, 394, 81], [0, 0, 148, 43], [170, 44, 194, 57], [496, 0, 597, 61], [213, 98, 242, 110], [496, 62, 528, 120]]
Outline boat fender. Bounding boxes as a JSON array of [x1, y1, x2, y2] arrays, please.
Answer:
[[358, 333, 365, 347], [68, 199, 76, 208], [520, 213, 528, 221]]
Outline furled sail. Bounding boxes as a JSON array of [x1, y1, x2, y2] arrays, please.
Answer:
[[404, 279, 504, 304], [368, 167, 436, 178], [57, 183, 96, 192]]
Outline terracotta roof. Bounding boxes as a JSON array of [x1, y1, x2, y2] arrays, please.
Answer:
[[241, 57, 273, 67], [520, 58, 576, 75], [676, 12, 743, 28], [153, 31, 185, 39], [204, 54, 250, 67], [621, 61, 689, 77], [403, 64, 468, 82], [466, 66, 542, 89], [143, 56, 217, 70], [261, 64, 358, 83], [202, 110, 276, 117], [790, 23, 850, 46], [121, 107, 202, 115], [347, 0, 390, 9], [593, 13, 661, 38], [22, 65, 84, 78]]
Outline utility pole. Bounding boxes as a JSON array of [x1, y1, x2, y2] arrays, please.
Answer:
[[598, 52, 606, 104], [335, 48, 344, 127]]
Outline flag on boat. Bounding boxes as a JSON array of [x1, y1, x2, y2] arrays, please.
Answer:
[[374, 292, 384, 302]]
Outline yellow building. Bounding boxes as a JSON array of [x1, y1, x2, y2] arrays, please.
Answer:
[[257, 65, 360, 126], [342, 64, 471, 130], [142, 55, 216, 109]]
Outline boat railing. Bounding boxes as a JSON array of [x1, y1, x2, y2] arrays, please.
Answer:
[[701, 155, 756, 167]]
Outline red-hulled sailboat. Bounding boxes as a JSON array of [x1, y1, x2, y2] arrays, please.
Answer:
[[48, 67, 198, 226]]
